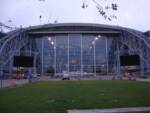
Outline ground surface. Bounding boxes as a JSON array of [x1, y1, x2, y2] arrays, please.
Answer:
[[0, 80, 150, 113], [68, 107, 150, 113]]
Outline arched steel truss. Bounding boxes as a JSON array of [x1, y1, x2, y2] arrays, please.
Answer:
[[0, 29, 30, 73], [120, 29, 150, 64], [0, 24, 150, 76]]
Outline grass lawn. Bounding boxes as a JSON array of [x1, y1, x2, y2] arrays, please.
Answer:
[[0, 80, 150, 113]]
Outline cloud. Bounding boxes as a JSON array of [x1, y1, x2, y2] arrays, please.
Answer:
[[0, 0, 150, 31]]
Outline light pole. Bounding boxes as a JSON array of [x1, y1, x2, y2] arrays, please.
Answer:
[[41, 38, 44, 76], [81, 34, 83, 76], [68, 34, 70, 75], [105, 37, 108, 75], [93, 40, 96, 76], [48, 36, 56, 76], [92, 35, 100, 76], [39, 15, 42, 25]]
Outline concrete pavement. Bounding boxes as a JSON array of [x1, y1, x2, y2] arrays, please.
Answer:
[[68, 107, 150, 113]]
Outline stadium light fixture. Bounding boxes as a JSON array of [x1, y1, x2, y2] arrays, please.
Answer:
[[95, 37, 99, 40], [48, 37, 52, 41], [97, 35, 101, 38], [51, 41, 54, 45], [92, 41, 95, 45]]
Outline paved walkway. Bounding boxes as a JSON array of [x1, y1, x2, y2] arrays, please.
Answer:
[[1, 77, 150, 88], [136, 78, 150, 82], [0, 79, 28, 88], [68, 107, 150, 113]]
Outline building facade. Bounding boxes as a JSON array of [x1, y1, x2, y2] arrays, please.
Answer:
[[0, 23, 150, 77]]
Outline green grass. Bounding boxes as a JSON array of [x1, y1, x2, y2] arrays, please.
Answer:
[[0, 80, 150, 113]]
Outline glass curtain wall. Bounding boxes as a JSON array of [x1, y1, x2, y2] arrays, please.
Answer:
[[39, 34, 114, 76], [107, 37, 115, 74], [95, 36, 107, 75], [40, 36, 55, 76], [55, 35, 68, 76], [69, 34, 81, 76], [82, 35, 95, 76]]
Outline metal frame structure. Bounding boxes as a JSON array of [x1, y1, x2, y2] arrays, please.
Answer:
[[0, 23, 150, 77], [0, 30, 29, 87]]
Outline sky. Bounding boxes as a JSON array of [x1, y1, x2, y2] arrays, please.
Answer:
[[0, 0, 150, 32]]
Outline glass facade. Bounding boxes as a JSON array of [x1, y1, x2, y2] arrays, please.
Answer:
[[82, 35, 95, 76], [56, 35, 68, 74], [3, 24, 149, 79], [37, 34, 114, 77], [69, 34, 81, 75]]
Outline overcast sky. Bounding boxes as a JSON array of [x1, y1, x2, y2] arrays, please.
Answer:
[[0, 0, 150, 31]]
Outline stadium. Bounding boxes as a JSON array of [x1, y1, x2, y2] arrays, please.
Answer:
[[0, 23, 150, 79]]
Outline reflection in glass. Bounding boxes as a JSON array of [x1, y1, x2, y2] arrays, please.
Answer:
[[69, 34, 81, 76], [82, 35, 95, 76], [56, 35, 68, 75], [44, 36, 55, 76], [39, 34, 115, 77], [95, 36, 107, 75]]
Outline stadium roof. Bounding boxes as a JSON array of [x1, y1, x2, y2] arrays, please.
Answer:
[[23, 23, 147, 38]]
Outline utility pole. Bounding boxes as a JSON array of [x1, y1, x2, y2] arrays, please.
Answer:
[[39, 15, 42, 25]]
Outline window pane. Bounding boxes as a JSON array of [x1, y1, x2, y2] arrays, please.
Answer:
[[69, 34, 81, 76]]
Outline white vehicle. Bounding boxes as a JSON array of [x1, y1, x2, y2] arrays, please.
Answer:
[[62, 71, 70, 80]]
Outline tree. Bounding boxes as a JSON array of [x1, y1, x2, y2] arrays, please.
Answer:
[[82, 0, 118, 21], [38, 0, 118, 21]]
